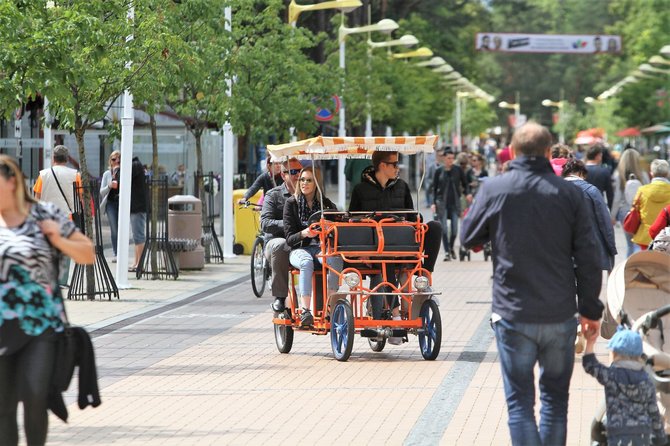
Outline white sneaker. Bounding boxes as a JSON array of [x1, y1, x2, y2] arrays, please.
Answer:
[[111, 257, 117, 263], [389, 315, 403, 345]]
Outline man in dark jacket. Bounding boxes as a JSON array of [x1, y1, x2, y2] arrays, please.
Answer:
[[261, 157, 302, 312], [461, 122, 603, 446], [584, 144, 614, 210], [349, 151, 441, 326], [431, 148, 472, 260]]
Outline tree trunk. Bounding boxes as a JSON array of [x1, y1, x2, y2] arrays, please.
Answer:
[[74, 122, 96, 299], [150, 114, 159, 278], [194, 127, 208, 258]]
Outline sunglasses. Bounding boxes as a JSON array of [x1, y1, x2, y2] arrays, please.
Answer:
[[111, 157, 119, 162], [282, 169, 301, 176], [382, 161, 400, 168], [299, 178, 313, 183]]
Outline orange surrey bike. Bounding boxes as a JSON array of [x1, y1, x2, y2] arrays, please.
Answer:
[[267, 135, 442, 362]]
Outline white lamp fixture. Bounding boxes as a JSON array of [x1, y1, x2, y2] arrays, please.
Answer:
[[649, 55, 670, 67], [415, 56, 447, 68], [339, 18, 398, 42], [368, 34, 418, 49], [432, 64, 454, 74], [391, 47, 433, 59], [639, 63, 670, 75], [289, 0, 362, 25]]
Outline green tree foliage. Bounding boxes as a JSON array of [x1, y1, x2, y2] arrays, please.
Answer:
[[228, 0, 335, 156], [1, 1, 166, 296], [461, 98, 497, 137], [0, 2, 35, 116], [163, 0, 231, 179], [602, 0, 670, 128]]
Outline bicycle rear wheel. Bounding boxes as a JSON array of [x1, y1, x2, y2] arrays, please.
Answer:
[[251, 237, 266, 297]]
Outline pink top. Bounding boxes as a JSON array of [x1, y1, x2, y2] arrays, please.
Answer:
[[550, 158, 568, 176]]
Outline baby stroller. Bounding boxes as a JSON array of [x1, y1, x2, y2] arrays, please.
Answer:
[[591, 250, 670, 445]]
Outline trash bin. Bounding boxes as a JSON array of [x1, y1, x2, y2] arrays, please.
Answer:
[[233, 189, 263, 255], [168, 195, 205, 270]]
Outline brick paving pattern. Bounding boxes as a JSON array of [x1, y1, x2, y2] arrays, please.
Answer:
[[37, 224, 630, 445]]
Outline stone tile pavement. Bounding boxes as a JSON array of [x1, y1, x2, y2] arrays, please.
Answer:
[[38, 224, 633, 445]]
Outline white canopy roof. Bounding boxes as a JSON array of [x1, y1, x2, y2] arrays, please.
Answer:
[[267, 135, 438, 160]]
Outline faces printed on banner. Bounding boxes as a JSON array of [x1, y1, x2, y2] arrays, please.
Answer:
[[607, 38, 618, 53], [594, 36, 602, 53], [480, 35, 490, 50]]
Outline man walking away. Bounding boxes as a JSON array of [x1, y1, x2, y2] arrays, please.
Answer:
[[461, 122, 603, 446], [585, 145, 614, 210], [33, 145, 82, 286]]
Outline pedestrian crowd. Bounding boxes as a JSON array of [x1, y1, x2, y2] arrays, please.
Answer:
[[461, 122, 670, 446]]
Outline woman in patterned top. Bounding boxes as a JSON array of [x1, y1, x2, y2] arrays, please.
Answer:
[[0, 155, 94, 445]]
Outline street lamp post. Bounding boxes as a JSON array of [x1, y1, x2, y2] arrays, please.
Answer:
[[366, 34, 418, 136], [541, 95, 565, 143], [337, 18, 398, 209], [499, 94, 521, 130], [288, 1, 363, 210]]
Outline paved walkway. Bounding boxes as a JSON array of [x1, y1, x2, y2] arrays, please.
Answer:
[[37, 223, 631, 445]]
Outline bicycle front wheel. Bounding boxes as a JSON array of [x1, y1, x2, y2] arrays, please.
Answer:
[[250, 237, 266, 297]]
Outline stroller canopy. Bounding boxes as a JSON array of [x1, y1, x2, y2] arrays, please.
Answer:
[[607, 251, 670, 323]]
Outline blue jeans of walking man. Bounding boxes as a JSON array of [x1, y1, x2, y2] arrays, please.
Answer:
[[493, 316, 578, 446]]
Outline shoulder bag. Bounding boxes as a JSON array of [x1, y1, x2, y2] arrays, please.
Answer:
[[50, 167, 84, 232], [49, 259, 101, 422], [623, 198, 641, 234]]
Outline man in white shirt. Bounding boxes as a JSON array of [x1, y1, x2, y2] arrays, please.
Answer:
[[33, 145, 82, 286]]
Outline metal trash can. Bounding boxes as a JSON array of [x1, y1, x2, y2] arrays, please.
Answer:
[[168, 195, 205, 270], [233, 189, 263, 255]]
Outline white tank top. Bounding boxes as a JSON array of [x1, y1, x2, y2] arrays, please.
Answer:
[[38, 165, 79, 215]]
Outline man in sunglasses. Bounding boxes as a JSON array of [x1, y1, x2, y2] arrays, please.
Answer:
[[261, 157, 303, 312], [349, 151, 441, 342]]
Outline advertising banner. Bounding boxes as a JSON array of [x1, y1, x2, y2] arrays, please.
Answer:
[[475, 33, 622, 54]]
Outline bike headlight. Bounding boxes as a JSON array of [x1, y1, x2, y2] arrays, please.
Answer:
[[414, 276, 429, 291], [343, 272, 360, 288]]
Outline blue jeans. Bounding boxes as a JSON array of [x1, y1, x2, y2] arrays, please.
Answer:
[[493, 316, 578, 446], [437, 205, 460, 252], [106, 200, 119, 256], [289, 245, 343, 298]]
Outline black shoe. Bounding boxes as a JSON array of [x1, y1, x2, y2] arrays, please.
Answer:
[[271, 297, 286, 312], [300, 308, 314, 326], [450, 249, 457, 260]]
